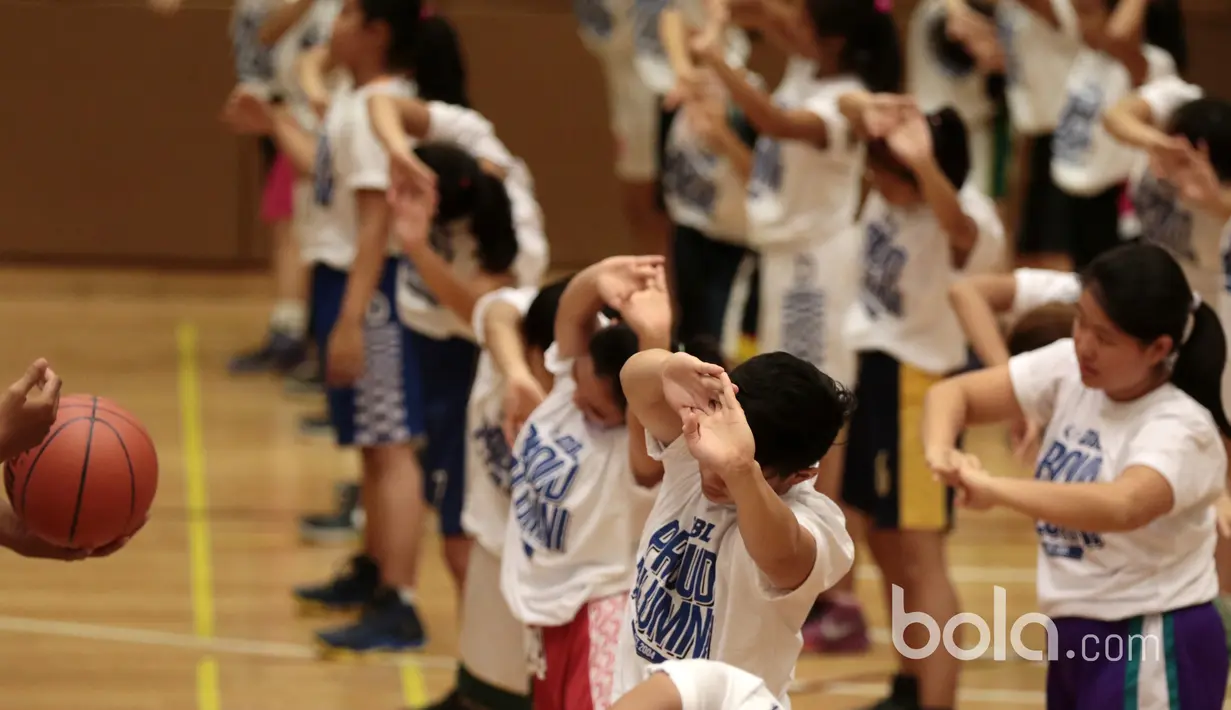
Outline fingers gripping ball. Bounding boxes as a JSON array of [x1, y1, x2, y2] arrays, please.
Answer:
[[5, 395, 158, 550]]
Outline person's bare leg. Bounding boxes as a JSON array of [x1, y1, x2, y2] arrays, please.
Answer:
[[865, 529, 921, 709], [443, 535, 471, 596], [231, 218, 309, 373], [271, 218, 310, 337], [365, 444, 427, 593], [899, 529, 961, 710], [803, 437, 871, 654]]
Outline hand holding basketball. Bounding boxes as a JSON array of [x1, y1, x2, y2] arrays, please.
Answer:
[[0, 359, 62, 462]]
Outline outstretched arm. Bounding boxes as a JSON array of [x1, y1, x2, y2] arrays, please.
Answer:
[[949, 273, 1019, 367]]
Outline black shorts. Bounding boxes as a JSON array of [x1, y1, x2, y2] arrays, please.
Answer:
[[842, 351, 957, 531], [1015, 134, 1070, 256]]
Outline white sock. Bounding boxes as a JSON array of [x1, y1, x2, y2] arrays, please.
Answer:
[[397, 587, 417, 606], [269, 300, 308, 339]]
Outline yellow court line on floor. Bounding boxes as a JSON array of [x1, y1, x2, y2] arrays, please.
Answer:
[[400, 661, 429, 706], [177, 323, 221, 710]]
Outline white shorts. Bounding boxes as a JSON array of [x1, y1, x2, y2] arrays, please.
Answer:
[[460, 545, 530, 695], [757, 230, 860, 389], [584, 39, 660, 182]]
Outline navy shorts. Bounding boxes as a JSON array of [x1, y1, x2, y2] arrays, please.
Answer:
[[311, 259, 426, 447], [842, 351, 957, 532], [412, 332, 479, 538]]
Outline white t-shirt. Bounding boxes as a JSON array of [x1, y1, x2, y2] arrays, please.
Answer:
[[463, 286, 540, 557], [501, 344, 655, 627], [661, 75, 760, 243], [611, 435, 855, 707], [1007, 339, 1225, 619], [1130, 76, 1228, 307], [1051, 45, 1176, 196], [231, 0, 280, 92], [745, 71, 866, 249], [307, 78, 411, 270], [271, 0, 343, 131], [649, 660, 783, 710], [995, 0, 1081, 135], [906, 0, 996, 128], [395, 102, 551, 339], [1008, 267, 1081, 323], [632, 0, 751, 95], [843, 186, 1005, 375]]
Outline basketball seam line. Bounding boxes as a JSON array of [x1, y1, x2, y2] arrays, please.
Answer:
[[66, 399, 100, 545]]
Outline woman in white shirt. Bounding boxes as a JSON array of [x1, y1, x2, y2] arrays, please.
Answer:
[[1049, 0, 1185, 269], [1103, 75, 1231, 308], [947, 0, 1082, 270], [923, 242, 1231, 709]]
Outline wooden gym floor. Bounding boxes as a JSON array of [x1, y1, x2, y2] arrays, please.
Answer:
[[0, 267, 1222, 710]]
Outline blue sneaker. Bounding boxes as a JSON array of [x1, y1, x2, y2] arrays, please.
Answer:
[[316, 588, 427, 655], [293, 554, 379, 615]]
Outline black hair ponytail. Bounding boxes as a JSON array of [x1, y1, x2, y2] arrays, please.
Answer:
[[522, 275, 574, 353], [1142, 0, 1188, 75], [413, 141, 518, 275], [1168, 98, 1231, 182], [1171, 301, 1231, 437], [1081, 243, 1231, 438], [805, 0, 903, 93], [359, 0, 421, 74], [412, 15, 470, 108], [470, 172, 520, 275]]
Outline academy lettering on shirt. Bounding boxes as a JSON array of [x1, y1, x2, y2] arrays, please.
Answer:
[[611, 434, 854, 707], [631, 0, 751, 95], [500, 343, 655, 628], [1051, 46, 1176, 196], [745, 65, 866, 249], [994, 0, 1080, 134], [661, 77, 763, 243], [395, 102, 551, 339], [1131, 75, 1228, 306], [650, 660, 783, 710], [1007, 339, 1225, 619], [843, 185, 1005, 375], [310, 78, 413, 270], [462, 286, 539, 558]]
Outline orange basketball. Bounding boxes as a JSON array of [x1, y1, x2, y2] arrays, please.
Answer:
[[4, 394, 158, 550]]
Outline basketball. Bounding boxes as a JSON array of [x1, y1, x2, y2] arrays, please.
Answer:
[[4, 394, 158, 550]]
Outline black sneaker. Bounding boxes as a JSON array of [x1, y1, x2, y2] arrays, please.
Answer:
[[300, 411, 333, 436], [293, 553, 380, 615], [411, 689, 462, 710], [299, 482, 362, 545], [316, 587, 427, 655], [284, 358, 323, 394], [228, 330, 307, 375]]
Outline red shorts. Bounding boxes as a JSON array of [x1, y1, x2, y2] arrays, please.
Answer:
[[532, 593, 625, 710]]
